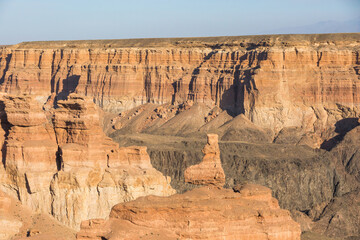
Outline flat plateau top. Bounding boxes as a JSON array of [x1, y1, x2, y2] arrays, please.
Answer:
[[4, 33, 360, 49]]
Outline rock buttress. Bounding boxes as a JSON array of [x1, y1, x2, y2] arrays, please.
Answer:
[[184, 134, 225, 186], [77, 135, 301, 240], [0, 94, 175, 230]]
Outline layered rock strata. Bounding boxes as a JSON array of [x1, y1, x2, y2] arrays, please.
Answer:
[[77, 135, 301, 240], [184, 133, 225, 186], [0, 94, 175, 230], [0, 94, 59, 215], [122, 129, 359, 238], [0, 34, 359, 146], [0, 190, 76, 240]]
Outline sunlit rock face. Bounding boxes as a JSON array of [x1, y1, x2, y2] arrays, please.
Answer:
[[76, 135, 301, 240], [0, 34, 358, 239], [0, 191, 22, 240], [184, 134, 225, 186], [0, 34, 359, 147], [0, 94, 175, 230]]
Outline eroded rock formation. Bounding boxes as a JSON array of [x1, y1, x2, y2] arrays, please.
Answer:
[[77, 135, 301, 240], [127, 127, 360, 239], [0, 94, 59, 218], [184, 134, 225, 186], [0, 34, 359, 239], [0, 192, 22, 239], [0, 34, 359, 147], [0, 190, 76, 240], [0, 94, 175, 230]]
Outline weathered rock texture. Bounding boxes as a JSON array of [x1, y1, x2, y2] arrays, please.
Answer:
[[307, 123, 360, 238], [112, 132, 360, 239], [0, 191, 22, 240], [1, 34, 359, 147], [311, 190, 360, 238], [77, 185, 301, 240], [0, 190, 76, 240], [76, 136, 301, 240], [0, 34, 359, 239], [0, 94, 175, 230], [184, 134, 225, 186]]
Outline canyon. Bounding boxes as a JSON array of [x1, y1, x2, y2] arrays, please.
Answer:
[[1, 33, 359, 147], [76, 134, 301, 240], [0, 93, 175, 237], [0, 33, 359, 239]]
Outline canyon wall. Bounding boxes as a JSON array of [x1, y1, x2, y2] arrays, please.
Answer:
[[0, 34, 359, 238], [77, 135, 301, 240], [0, 94, 175, 230], [0, 34, 359, 144]]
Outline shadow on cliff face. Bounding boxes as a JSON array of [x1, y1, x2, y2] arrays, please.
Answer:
[[219, 67, 258, 117], [218, 51, 265, 116], [171, 50, 218, 104], [321, 118, 359, 151], [0, 53, 12, 85], [54, 75, 80, 106], [0, 100, 10, 168], [187, 51, 218, 102]]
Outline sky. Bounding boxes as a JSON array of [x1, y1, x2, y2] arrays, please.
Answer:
[[0, 0, 359, 45]]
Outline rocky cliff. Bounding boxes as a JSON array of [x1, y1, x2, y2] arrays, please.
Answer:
[[0, 191, 23, 239], [0, 34, 359, 239], [184, 134, 225, 186], [77, 135, 301, 240], [0, 190, 76, 240], [110, 130, 360, 238], [0, 94, 175, 231], [1, 34, 359, 146]]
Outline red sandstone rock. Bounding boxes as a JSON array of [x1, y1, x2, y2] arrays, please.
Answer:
[[184, 134, 225, 186], [0, 192, 23, 239], [0, 190, 76, 240], [0, 34, 359, 146], [76, 135, 301, 240], [0, 94, 58, 211], [117, 146, 153, 169], [0, 94, 175, 230], [77, 184, 301, 240], [53, 94, 120, 170], [1, 95, 58, 173]]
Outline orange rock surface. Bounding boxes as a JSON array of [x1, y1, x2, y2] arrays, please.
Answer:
[[0, 190, 76, 240], [77, 136, 301, 240], [184, 134, 225, 186], [0, 191, 22, 239], [0, 94, 175, 230], [0, 94, 59, 217], [2, 95, 58, 173], [0, 34, 359, 146], [52, 94, 120, 170]]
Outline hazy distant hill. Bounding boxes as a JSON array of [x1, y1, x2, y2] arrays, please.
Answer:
[[262, 18, 360, 34]]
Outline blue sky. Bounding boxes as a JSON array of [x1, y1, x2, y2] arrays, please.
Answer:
[[0, 0, 359, 44]]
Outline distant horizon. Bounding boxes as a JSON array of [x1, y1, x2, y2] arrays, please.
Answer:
[[3, 31, 358, 45], [0, 0, 359, 45]]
